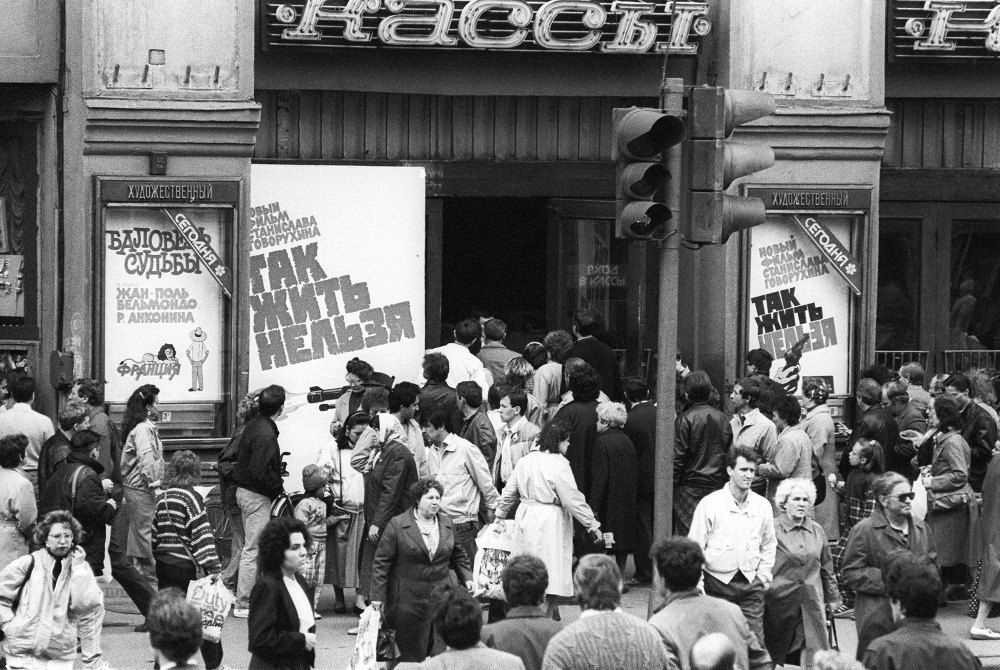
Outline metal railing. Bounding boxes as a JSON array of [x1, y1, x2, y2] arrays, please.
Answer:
[[943, 350, 1000, 373], [874, 350, 931, 371]]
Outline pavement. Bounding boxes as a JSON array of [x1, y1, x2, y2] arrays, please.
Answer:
[[95, 582, 1000, 669]]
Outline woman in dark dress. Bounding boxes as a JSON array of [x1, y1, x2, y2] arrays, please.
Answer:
[[589, 402, 637, 575], [370, 478, 473, 665], [247, 517, 316, 670], [972, 432, 1000, 639]]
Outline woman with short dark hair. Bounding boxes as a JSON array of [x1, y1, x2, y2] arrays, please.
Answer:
[[921, 395, 974, 600], [0, 434, 35, 572], [248, 517, 316, 670], [120, 383, 164, 587], [496, 421, 602, 619], [333, 357, 375, 427], [370, 477, 473, 664], [152, 450, 226, 670]]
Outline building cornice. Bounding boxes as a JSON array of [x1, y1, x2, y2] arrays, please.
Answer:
[[737, 107, 892, 162], [83, 98, 261, 157]]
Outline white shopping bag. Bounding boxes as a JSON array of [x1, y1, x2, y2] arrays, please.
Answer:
[[348, 605, 381, 670], [186, 576, 235, 643], [472, 521, 515, 600], [912, 475, 927, 520]]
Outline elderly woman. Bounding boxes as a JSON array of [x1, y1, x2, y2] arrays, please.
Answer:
[[371, 478, 473, 664], [921, 395, 974, 599], [505, 357, 544, 427], [496, 420, 602, 618], [248, 517, 316, 670], [355, 414, 419, 627], [764, 478, 839, 669], [533, 331, 573, 423], [0, 510, 107, 669], [152, 450, 225, 670], [120, 383, 164, 588], [0, 435, 36, 572], [841, 471, 936, 661], [589, 402, 638, 576]]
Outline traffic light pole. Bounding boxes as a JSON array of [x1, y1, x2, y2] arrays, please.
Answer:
[[648, 77, 683, 615]]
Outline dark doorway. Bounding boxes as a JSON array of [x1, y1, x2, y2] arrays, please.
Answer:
[[441, 197, 548, 351]]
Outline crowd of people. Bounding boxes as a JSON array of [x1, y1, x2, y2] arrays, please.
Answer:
[[0, 308, 995, 669]]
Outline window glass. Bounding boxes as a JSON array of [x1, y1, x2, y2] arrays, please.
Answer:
[[876, 218, 921, 351]]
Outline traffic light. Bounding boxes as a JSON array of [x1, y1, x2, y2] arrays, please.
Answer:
[[684, 87, 776, 245], [613, 108, 685, 240]]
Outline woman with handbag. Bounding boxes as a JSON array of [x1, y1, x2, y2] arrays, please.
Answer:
[[370, 478, 473, 665], [152, 450, 228, 670], [248, 517, 316, 670], [323, 411, 368, 614], [120, 383, 165, 589], [921, 395, 975, 601]]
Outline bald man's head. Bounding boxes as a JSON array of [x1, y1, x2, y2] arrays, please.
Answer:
[[690, 633, 736, 670]]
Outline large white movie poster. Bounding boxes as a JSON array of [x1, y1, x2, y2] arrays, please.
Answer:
[[249, 165, 426, 492], [747, 213, 856, 395], [104, 207, 228, 403]]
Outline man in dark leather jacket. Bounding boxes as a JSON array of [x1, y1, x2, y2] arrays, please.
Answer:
[[946, 372, 998, 492], [674, 371, 733, 536], [840, 378, 900, 479]]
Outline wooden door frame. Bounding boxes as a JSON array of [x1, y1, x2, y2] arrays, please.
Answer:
[[880, 200, 1000, 373]]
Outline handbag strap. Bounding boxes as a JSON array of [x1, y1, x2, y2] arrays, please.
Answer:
[[163, 490, 204, 575], [11, 556, 34, 612], [69, 466, 86, 508]]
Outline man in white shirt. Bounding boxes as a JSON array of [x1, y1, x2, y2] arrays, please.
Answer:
[[388, 382, 429, 478], [0, 375, 55, 495], [493, 389, 540, 491], [427, 319, 493, 400], [728, 377, 778, 496], [425, 408, 500, 563], [688, 446, 776, 647]]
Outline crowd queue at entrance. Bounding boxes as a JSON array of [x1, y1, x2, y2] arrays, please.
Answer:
[[0, 309, 993, 669]]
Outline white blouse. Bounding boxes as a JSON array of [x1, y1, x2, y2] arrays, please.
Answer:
[[283, 575, 315, 634]]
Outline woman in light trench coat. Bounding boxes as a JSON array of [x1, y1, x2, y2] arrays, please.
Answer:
[[495, 419, 602, 615]]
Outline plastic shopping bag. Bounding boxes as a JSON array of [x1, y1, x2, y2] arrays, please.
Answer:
[[186, 576, 235, 643], [472, 521, 515, 600], [912, 474, 927, 520], [348, 605, 381, 670]]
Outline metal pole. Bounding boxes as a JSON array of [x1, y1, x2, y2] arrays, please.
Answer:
[[649, 77, 683, 615]]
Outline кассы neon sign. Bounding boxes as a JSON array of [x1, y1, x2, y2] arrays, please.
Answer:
[[263, 0, 711, 54]]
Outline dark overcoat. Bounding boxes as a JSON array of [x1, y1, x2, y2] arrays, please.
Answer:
[[841, 506, 936, 661], [589, 427, 638, 552], [247, 572, 316, 670], [370, 510, 472, 663]]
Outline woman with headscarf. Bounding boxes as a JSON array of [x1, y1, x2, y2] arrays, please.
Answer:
[[351, 413, 419, 634], [323, 411, 369, 614]]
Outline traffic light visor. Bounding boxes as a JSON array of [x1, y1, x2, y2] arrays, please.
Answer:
[[618, 109, 686, 160], [619, 162, 669, 199], [618, 201, 671, 239]]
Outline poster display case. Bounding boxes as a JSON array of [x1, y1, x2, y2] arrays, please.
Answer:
[[96, 178, 241, 438]]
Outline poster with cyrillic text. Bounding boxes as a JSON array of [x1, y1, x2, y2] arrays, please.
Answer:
[[249, 165, 425, 492], [747, 213, 857, 395]]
